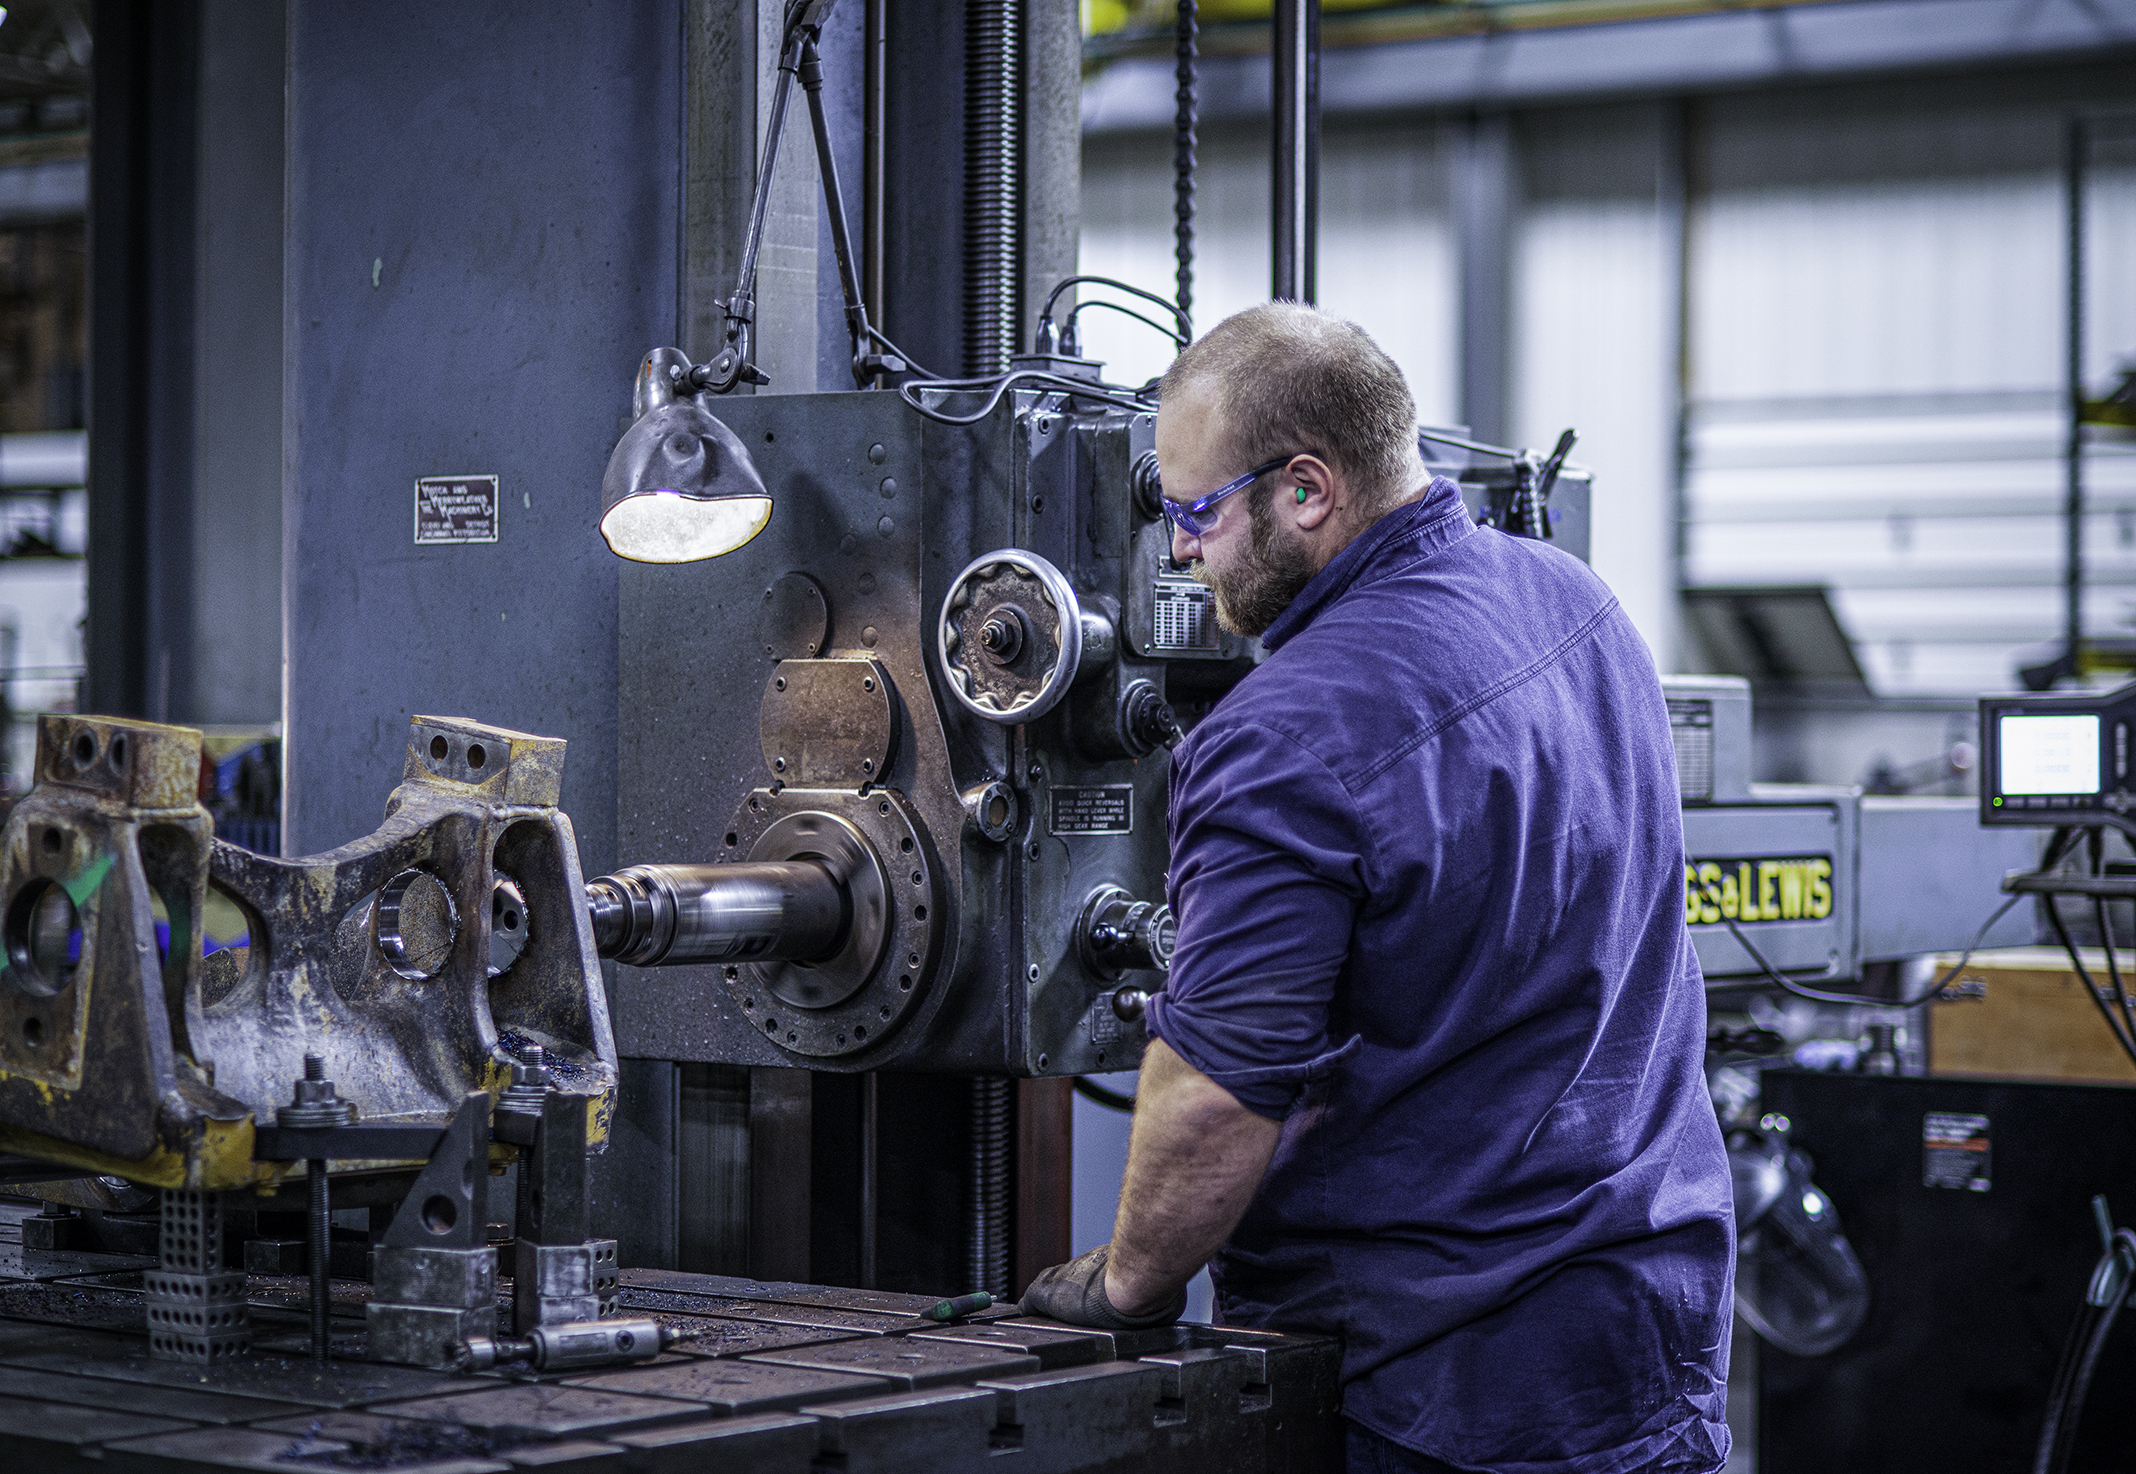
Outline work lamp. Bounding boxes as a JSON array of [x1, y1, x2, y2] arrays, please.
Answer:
[[596, 348, 773, 563]]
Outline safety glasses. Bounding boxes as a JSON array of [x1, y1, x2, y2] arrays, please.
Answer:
[[1157, 456, 1295, 539]]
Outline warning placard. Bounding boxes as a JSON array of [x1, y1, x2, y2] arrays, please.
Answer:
[[1923, 1111, 1991, 1192], [1049, 785, 1134, 836], [414, 475, 500, 544]]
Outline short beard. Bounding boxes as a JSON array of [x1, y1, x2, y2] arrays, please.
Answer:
[[1192, 487, 1319, 637]]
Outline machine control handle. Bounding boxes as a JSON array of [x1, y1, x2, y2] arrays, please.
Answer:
[[1079, 885, 1177, 979], [587, 862, 849, 968]]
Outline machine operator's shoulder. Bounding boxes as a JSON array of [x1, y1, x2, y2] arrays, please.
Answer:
[[1175, 643, 1403, 802]]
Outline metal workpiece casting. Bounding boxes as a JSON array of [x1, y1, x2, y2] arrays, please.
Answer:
[[0, 712, 617, 1192]]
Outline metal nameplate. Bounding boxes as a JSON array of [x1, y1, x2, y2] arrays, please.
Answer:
[[1150, 577, 1219, 653], [413, 475, 499, 544]]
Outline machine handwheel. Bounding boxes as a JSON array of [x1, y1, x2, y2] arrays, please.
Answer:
[[937, 549, 1084, 725]]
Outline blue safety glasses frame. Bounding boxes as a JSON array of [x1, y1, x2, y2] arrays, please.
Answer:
[[1157, 456, 1296, 539]]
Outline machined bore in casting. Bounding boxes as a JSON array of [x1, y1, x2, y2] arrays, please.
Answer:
[[587, 862, 849, 968]]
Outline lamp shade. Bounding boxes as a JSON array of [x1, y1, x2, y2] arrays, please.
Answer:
[[598, 348, 773, 563]]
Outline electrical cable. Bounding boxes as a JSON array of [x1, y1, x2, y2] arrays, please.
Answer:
[[1715, 895, 2022, 1010], [865, 323, 938, 381], [1067, 297, 1189, 348], [898, 369, 1157, 428], [2094, 895, 2136, 1041], [2041, 896, 2136, 1069], [1037, 275, 1192, 346], [1072, 1076, 1137, 1113]]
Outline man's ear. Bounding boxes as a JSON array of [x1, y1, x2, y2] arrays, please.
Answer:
[[1288, 455, 1339, 531]]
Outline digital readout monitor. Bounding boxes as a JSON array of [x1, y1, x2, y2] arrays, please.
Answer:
[[1980, 684, 2136, 831], [1998, 713, 2102, 795]]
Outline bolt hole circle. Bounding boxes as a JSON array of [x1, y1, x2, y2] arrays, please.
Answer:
[[898, 975, 912, 992], [855, 1025, 866, 1040], [20, 1017, 40, 1048], [725, 832, 739, 847], [914, 905, 927, 921], [38, 829, 59, 856], [430, 735, 448, 761], [70, 731, 94, 767], [467, 743, 487, 770], [110, 735, 127, 768], [900, 837, 914, 853]]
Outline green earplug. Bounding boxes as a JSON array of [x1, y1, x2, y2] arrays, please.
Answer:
[[1296, 486, 1308, 503]]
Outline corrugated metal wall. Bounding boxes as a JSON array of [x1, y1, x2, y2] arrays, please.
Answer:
[[1078, 120, 1458, 423], [1685, 82, 2136, 695], [1079, 61, 2136, 697]]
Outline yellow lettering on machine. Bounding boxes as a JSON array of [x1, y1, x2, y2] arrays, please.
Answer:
[[1681, 855, 1838, 928]]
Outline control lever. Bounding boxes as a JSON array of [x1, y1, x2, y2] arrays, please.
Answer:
[[1509, 428, 1576, 541]]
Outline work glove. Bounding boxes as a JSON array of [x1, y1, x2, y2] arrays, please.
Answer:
[[1019, 1243, 1187, 1330]]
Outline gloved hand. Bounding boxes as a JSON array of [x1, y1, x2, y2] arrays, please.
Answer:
[[1019, 1243, 1187, 1330]]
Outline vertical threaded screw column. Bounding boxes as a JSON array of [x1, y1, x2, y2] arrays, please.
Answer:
[[962, 0, 1022, 374], [303, 1054, 330, 1362], [967, 1077, 1011, 1299]]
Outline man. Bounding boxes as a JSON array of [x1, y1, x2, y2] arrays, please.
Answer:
[[1023, 303, 1734, 1474]]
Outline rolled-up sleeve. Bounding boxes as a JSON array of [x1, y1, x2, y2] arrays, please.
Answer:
[[1146, 719, 1368, 1119]]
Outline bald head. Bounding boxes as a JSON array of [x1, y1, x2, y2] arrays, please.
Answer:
[[1159, 304, 1423, 519]]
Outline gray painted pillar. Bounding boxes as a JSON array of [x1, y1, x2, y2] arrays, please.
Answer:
[[1022, 0, 1082, 352], [683, 0, 823, 394], [88, 0, 284, 730], [86, 0, 197, 722], [192, 0, 284, 728], [1453, 111, 1515, 447]]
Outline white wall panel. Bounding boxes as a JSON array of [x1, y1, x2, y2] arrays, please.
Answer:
[[1512, 105, 1677, 666], [1684, 84, 2136, 697], [1079, 122, 1456, 415], [1693, 175, 2063, 401]]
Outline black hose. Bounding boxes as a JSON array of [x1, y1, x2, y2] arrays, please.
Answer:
[[1072, 1076, 1137, 1112], [2032, 1225, 2136, 1474], [1173, 0, 1197, 333]]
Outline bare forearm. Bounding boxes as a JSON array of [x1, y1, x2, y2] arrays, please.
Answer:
[[1104, 1039, 1281, 1315]]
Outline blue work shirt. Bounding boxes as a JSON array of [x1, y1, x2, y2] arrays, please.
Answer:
[[1145, 477, 1734, 1474]]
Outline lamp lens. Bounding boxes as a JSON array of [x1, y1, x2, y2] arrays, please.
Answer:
[[598, 490, 772, 563]]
